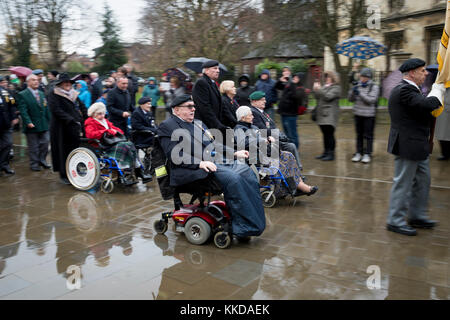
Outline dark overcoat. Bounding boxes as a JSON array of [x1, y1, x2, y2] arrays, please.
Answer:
[[387, 80, 441, 161], [47, 89, 87, 175], [193, 74, 229, 131]]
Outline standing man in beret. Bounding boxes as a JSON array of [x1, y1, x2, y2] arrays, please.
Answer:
[[386, 58, 445, 236], [32, 69, 46, 93], [192, 60, 236, 132], [0, 76, 19, 175]]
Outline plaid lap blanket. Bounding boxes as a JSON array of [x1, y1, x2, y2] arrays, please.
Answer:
[[105, 141, 137, 169]]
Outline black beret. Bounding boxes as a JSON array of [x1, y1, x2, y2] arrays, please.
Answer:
[[138, 97, 152, 105], [171, 94, 193, 108], [202, 60, 219, 69], [399, 58, 426, 73]]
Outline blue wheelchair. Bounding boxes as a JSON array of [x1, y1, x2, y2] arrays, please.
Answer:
[[65, 130, 153, 194]]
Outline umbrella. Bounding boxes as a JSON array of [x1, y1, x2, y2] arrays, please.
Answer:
[[9, 66, 32, 77], [336, 36, 387, 60], [163, 68, 190, 83], [382, 70, 403, 99], [184, 57, 228, 75]]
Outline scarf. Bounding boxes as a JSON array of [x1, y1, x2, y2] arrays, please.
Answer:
[[54, 86, 79, 103], [94, 118, 110, 129]]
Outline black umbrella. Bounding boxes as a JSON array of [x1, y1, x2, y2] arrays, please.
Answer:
[[163, 68, 190, 83], [184, 57, 228, 75]]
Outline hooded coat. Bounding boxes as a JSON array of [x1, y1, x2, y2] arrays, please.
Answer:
[[142, 77, 161, 110], [255, 69, 278, 109], [76, 80, 92, 108], [236, 74, 255, 107]]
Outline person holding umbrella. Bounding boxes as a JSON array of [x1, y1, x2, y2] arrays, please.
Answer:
[[386, 58, 445, 236]]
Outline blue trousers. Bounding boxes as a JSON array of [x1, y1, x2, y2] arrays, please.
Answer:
[[387, 156, 431, 227], [281, 115, 299, 149], [214, 162, 266, 237]]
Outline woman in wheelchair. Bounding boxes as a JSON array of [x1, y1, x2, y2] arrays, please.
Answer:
[[84, 102, 152, 185], [234, 106, 318, 197]]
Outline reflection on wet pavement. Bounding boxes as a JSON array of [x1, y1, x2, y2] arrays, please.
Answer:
[[0, 122, 449, 300]]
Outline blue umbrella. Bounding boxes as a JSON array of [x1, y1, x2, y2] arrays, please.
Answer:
[[336, 36, 387, 60]]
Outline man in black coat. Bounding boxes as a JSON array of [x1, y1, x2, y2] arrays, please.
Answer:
[[386, 58, 444, 236], [192, 60, 235, 132], [131, 97, 157, 147], [0, 76, 19, 175], [106, 77, 133, 137], [249, 91, 302, 169], [156, 94, 265, 238], [90, 72, 103, 103]]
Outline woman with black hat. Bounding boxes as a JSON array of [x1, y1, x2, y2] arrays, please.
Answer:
[[47, 73, 88, 184]]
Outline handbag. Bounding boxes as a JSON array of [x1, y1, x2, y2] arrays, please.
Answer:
[[101, 132, 127, 146], [297, 105, 307, 115]]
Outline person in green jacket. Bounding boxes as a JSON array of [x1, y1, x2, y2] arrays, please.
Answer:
[[17, 74, 51, 171], [141, 77, 160, 116]]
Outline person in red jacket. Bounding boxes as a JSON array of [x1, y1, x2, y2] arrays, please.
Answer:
[[85, 102, 151, 184]]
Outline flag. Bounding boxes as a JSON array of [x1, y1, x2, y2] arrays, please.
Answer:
[[433, 1, 450, 117]]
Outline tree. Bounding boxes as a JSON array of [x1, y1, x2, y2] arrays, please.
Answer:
[[94, 3, 127, 74], [0, 0, 35, 66], [139, 0, 258, 71], [33, 0, 91, 70]]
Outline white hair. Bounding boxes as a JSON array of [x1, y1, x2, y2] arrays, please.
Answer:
[[236, 106, 252, 121], [26, 74, 38, 82], [88, 102, 107, 117], [90, 72, 99, 79]]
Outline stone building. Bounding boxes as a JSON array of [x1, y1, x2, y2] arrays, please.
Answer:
[[324, 0, 446, 73]]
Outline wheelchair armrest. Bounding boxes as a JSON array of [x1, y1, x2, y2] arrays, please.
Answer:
[[80, 137, 101, 144], [131, 129, 155, 135]]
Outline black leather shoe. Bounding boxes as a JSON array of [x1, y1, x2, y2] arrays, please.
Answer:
[[135, 167, 152, 183], [2, 166, 15, 175], [40, 161, 52, 169], [60, 177, 71, 185], [315, 153, 325, 159], [408, 219, 438, 229], [321, 152, 334, 161], [307, 186, 318, 196], [294, 186, 318, 197], [437, 155, 449, 161], [386, 224, 417, 236], [31, 166, 42, 172]]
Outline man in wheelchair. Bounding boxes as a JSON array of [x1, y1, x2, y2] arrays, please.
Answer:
[[156, 94, 266, 239], [84, 102, 152, 185]]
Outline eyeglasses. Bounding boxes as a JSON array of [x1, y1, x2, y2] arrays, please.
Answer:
[[180, 104, 195, 109]]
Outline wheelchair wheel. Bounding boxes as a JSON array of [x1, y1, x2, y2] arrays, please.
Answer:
[[261, 190, 276, 208], [66, 148, 100, 191], [214, 231, 232, 249], [100, 178, 114, 194], [184, 217, 211, 245], [154, 219, 168, 234]]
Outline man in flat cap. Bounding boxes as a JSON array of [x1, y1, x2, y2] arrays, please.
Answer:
[[192, 60, 236, 132], [156, 94, 266, 239], [386, 58, 445, 236], [249, 90, 302, 169]]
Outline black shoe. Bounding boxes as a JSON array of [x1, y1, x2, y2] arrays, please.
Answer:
[[40, 161, 52, 169], [321, 152, 334, 161], [31, 166, 42, 172], [2, 166, 15, 175], [408, 219, 438, 229], [294, 186, 318, 197], [135, 167, 152, 183], [386, 224, 417, 236], [307, 186, 318, 196], [235, 236, 251, 243], [60, 177, 71, 185], [315, 153, 326, 159], [437, 155, 449, 161]]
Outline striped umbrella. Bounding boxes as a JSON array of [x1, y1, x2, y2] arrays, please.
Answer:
[[336, 36, 387, 60]]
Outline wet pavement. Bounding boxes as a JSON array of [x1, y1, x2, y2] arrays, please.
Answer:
[[1, 114, 449, 300]]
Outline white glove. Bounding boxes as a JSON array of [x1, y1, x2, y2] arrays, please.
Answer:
[[427, 83, 446, 105]]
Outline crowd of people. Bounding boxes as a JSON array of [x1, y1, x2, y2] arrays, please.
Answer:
[[0, 57, 447, 239]]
